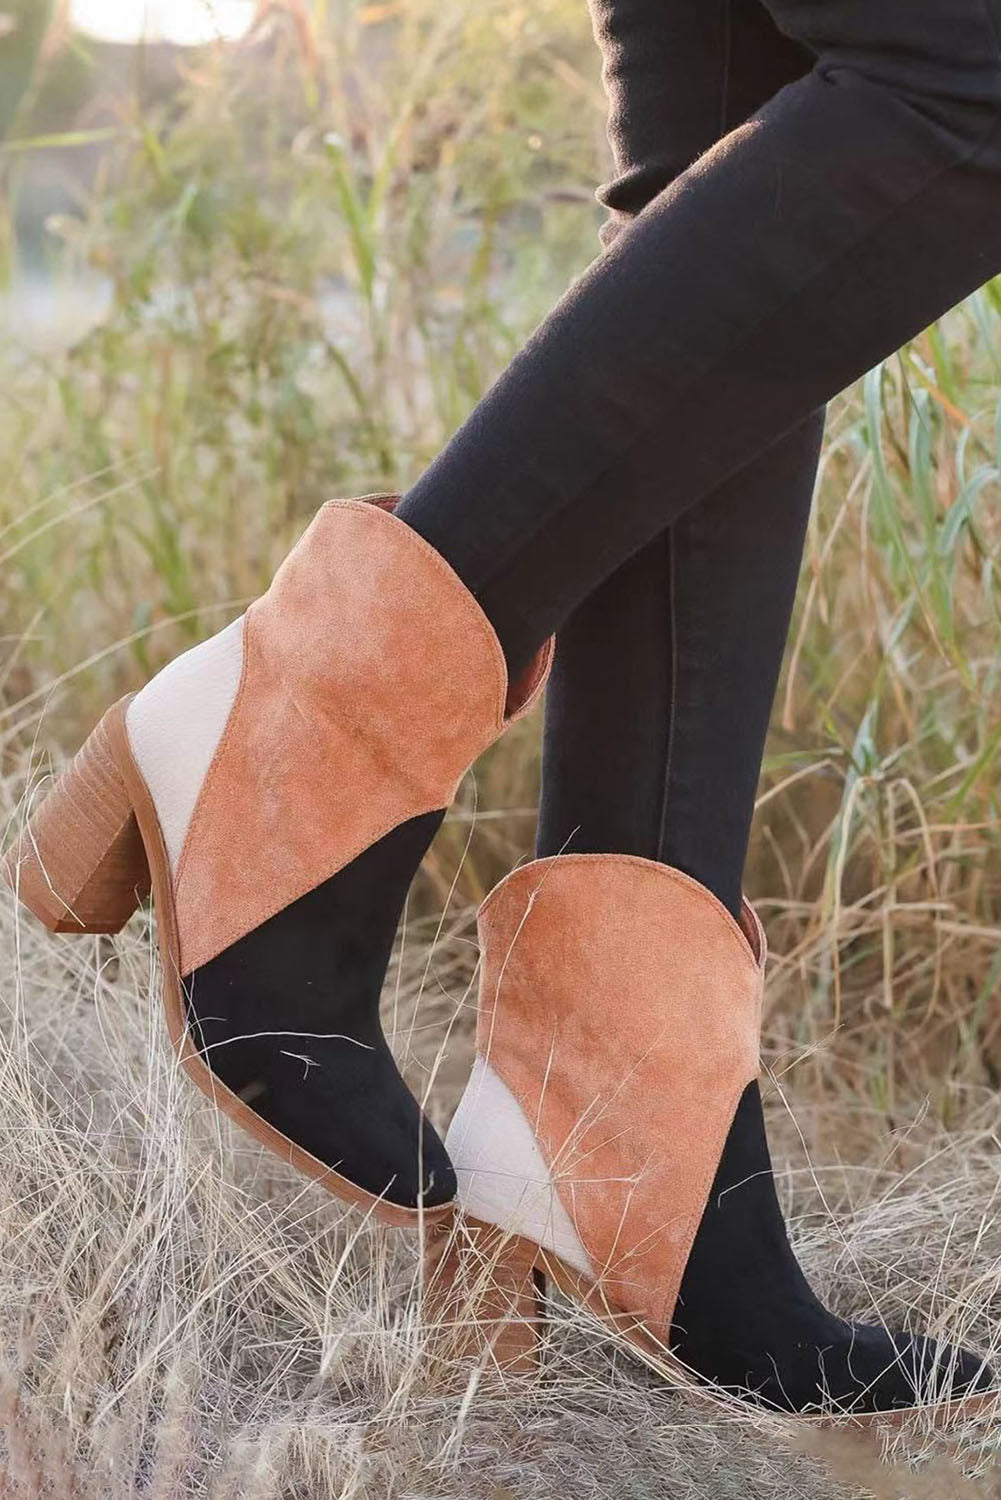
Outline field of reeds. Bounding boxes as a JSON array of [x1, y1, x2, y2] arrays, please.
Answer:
[[2, 2, 1001, 1494]]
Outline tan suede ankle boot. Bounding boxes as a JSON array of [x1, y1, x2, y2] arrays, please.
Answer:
[[427, 854, 995, 1423], [3, 496, 551, 1225]]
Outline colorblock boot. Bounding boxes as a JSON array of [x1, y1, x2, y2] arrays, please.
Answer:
[[432, 854, 995, 1417], [3, 497, 551, 1223]]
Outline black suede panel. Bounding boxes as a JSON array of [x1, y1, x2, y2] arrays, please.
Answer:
[[672, 1083, 994, 1411], [182, 809, 455, 1210]]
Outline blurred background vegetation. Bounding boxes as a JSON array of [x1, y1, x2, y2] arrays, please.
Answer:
[[2, 0, 1001, 1135]]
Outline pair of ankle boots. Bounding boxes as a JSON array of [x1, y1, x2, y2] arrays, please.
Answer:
[[4, 497, 994, 1421]]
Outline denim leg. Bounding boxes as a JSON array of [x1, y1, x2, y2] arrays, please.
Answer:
[[652, 412, 823, 912], [397, 0, 1001, 673], [537, 1, 822, 915]]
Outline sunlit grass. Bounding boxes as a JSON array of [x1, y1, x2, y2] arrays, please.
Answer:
[[69, 0, 256, 47]]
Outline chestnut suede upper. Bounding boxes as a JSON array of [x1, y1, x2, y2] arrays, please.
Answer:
[[475, 854, 765, 1339], [172, 499, 551, 974]]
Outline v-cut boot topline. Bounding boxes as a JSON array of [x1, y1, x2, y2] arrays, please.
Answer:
[[433, 854, 996, 1419], [2, 496, 552, 1224]]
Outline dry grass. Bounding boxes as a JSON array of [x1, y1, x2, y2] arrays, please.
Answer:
[[1, 851, 1001, 1498]]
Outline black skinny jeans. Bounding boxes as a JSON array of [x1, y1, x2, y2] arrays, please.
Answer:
[[539, 0, 824, 918], [397, 0, 1001, 910]]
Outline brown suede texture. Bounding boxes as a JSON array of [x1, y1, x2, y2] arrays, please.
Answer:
[[173, 499, 552, 974], [475, 854, 766, 1339]]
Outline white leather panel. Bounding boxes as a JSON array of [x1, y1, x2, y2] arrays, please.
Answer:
[[125, 614, 246, 873], [446, 1054, 595, 1278]]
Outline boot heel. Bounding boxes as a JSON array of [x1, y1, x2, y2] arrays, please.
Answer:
[[424, 1215, 545, 1374], [3, 700, 150, 935]]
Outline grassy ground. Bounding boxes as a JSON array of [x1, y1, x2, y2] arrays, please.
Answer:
[[3, 2, 1001, 1494], [2, 878, 1001, 1497]]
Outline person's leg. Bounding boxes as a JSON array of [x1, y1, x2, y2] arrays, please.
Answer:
[[396, 0, 1001, 682], [539, 0, 820, 922], [537, 420, 821, 917], [448, 0, 995, 1409]]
